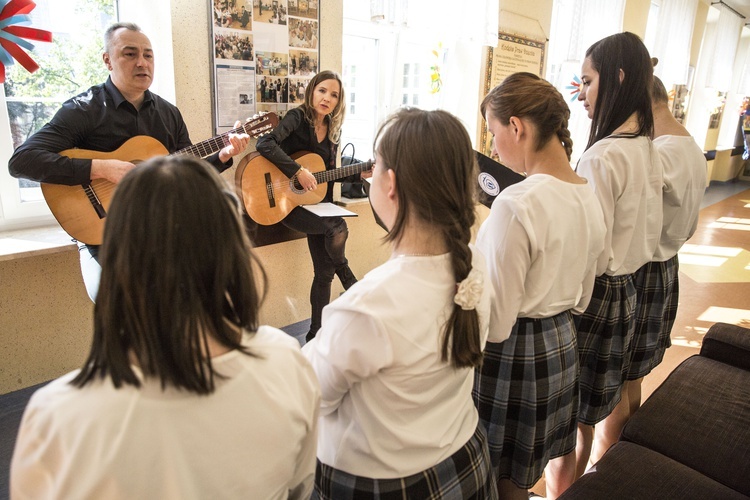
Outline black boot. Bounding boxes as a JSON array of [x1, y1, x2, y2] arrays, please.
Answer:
[[336, 265, 357, 290], [305, 329, 317, 343]]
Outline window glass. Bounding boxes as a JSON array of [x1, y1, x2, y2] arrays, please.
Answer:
[[1, 0, 116, 218], [342, 35, 379, 160]]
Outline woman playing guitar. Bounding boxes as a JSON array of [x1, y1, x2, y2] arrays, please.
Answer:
[[256, 70, 370, 342]]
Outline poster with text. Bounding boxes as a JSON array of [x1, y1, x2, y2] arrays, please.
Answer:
[[478, 34, 546, 158], [210, 0, 320, 246]]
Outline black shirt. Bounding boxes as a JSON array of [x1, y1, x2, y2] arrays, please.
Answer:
[[256, 107, 341, 201], [8, 77, 226, 186]]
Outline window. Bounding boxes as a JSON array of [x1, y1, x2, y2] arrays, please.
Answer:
[[342, 35, 379, 160], [643, 1, 660, 54], [545, 0, 625, 163], [341, 2, 484, 161], [0, 0, 116, 230]]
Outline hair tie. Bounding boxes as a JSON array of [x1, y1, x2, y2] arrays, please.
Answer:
[[453, 268, 483, 311]]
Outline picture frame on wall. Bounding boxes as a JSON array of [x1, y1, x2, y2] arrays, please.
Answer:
[[477, 33, 545, 158]]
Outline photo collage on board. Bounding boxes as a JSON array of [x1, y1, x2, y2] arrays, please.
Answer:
[[211, 0, 320, 133]]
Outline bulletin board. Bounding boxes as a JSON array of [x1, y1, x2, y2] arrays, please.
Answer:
[[209, 0, 321, 135], [210, 0, 321, 246], [477, 33, 545, 157]]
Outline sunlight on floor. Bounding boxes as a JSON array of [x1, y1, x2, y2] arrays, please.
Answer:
[[671, 324, 708, 349], [681, 244, 743, 257], [698, 306, 750, 326], [679, 244, 750, 283], [708, 217, 750, 231]]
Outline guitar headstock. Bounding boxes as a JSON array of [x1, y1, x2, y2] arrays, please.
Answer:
[[242, 112, 279, 138]]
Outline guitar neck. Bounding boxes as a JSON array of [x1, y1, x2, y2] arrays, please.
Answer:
[[175, 136, 227, 159], [173, 117, 276, 159], [313, 160, 373, 183]]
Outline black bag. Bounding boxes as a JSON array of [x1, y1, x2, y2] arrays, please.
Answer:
[[341, 154, 368, 198]]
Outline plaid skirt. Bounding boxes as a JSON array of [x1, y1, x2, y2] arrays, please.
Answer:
[[627, 256, 679, 380], [313, 425, 498, 500], [473, 312, 579, 489], [575, 273, 637, 425]]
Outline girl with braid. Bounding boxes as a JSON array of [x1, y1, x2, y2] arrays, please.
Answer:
[[303, 108, 497, 499], [473, 72, 606, 500]]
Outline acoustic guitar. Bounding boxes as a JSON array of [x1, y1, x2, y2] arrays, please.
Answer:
[[42, 112, 279, 245], [235, 151, 373, 225]]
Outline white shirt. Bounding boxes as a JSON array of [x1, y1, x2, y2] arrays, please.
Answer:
[[652, 135, 706, 261], [303, 250, 491, 479], [577, 135, 664, 276], [476, 174, 606, 342], [11, 327, 320, 500]]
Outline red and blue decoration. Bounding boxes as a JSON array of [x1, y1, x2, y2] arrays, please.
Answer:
[[566, 75, 581, 102], [0, 0, 52, 83]]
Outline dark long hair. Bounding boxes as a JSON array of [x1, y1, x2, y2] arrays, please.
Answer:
[[374, 108, 483, 369], [72, 157, 267, 394], [481, 72, 574, 160], [585, 32, 654, 149]]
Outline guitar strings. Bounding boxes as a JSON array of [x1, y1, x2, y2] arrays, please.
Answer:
[[259, 161, 372, 191]]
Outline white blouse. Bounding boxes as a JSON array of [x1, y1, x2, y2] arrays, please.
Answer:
[[476, 174, 606, 342], [576, 135, 664, 276], [653, 134, 707, 261], [303, 249, 491, 479], [11, 326, 320, 500]]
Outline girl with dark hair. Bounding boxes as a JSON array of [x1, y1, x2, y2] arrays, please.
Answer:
[[256, 70, 365, 342], [11, 157, 320, 499], [303, 108, 497, 499], [574, 32, 663, 474], [473, 72, 606, 499]]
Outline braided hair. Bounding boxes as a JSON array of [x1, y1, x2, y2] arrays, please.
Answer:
[[481, 72, 574, 161], [374, 108, 483, 368]]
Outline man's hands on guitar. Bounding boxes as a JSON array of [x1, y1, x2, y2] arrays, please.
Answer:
[[219, 120, 251, 163], [90, 158, 137, 184]]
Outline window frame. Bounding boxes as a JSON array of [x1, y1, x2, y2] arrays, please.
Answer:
[[0, 0, 176, 232]]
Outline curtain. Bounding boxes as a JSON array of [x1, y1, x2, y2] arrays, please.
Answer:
[[705, 3, 743, 91], [737, 33, 750, 95], [652, 0, 698, 88]]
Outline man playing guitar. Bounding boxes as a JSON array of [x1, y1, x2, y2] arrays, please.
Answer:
[[8, 22, 250, 301]]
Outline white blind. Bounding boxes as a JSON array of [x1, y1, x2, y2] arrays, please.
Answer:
[[705, 3, 743, 91], [651, 0, 698, 87]]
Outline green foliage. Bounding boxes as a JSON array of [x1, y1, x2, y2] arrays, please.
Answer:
[[4, 0, 115, 143]]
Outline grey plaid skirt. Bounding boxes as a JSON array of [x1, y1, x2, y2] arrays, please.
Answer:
[[575, 273, 637, 425], [627, 256, 679, 380], [312, 425, 498, 499], [473, 311, 579, 489]]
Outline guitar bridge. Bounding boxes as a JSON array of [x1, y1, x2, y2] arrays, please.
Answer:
[[265, 172, 276, 208], [83, 184, 107, 219]]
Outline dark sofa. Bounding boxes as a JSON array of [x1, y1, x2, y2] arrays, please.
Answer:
[[560, 322, 750, 499]]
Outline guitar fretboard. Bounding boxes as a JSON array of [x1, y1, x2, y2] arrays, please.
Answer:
[[172, 116, 276, 159], [312, 160, 373, 183]]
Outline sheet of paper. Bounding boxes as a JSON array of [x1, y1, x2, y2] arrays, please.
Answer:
[[301, 202, 358, 218]]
